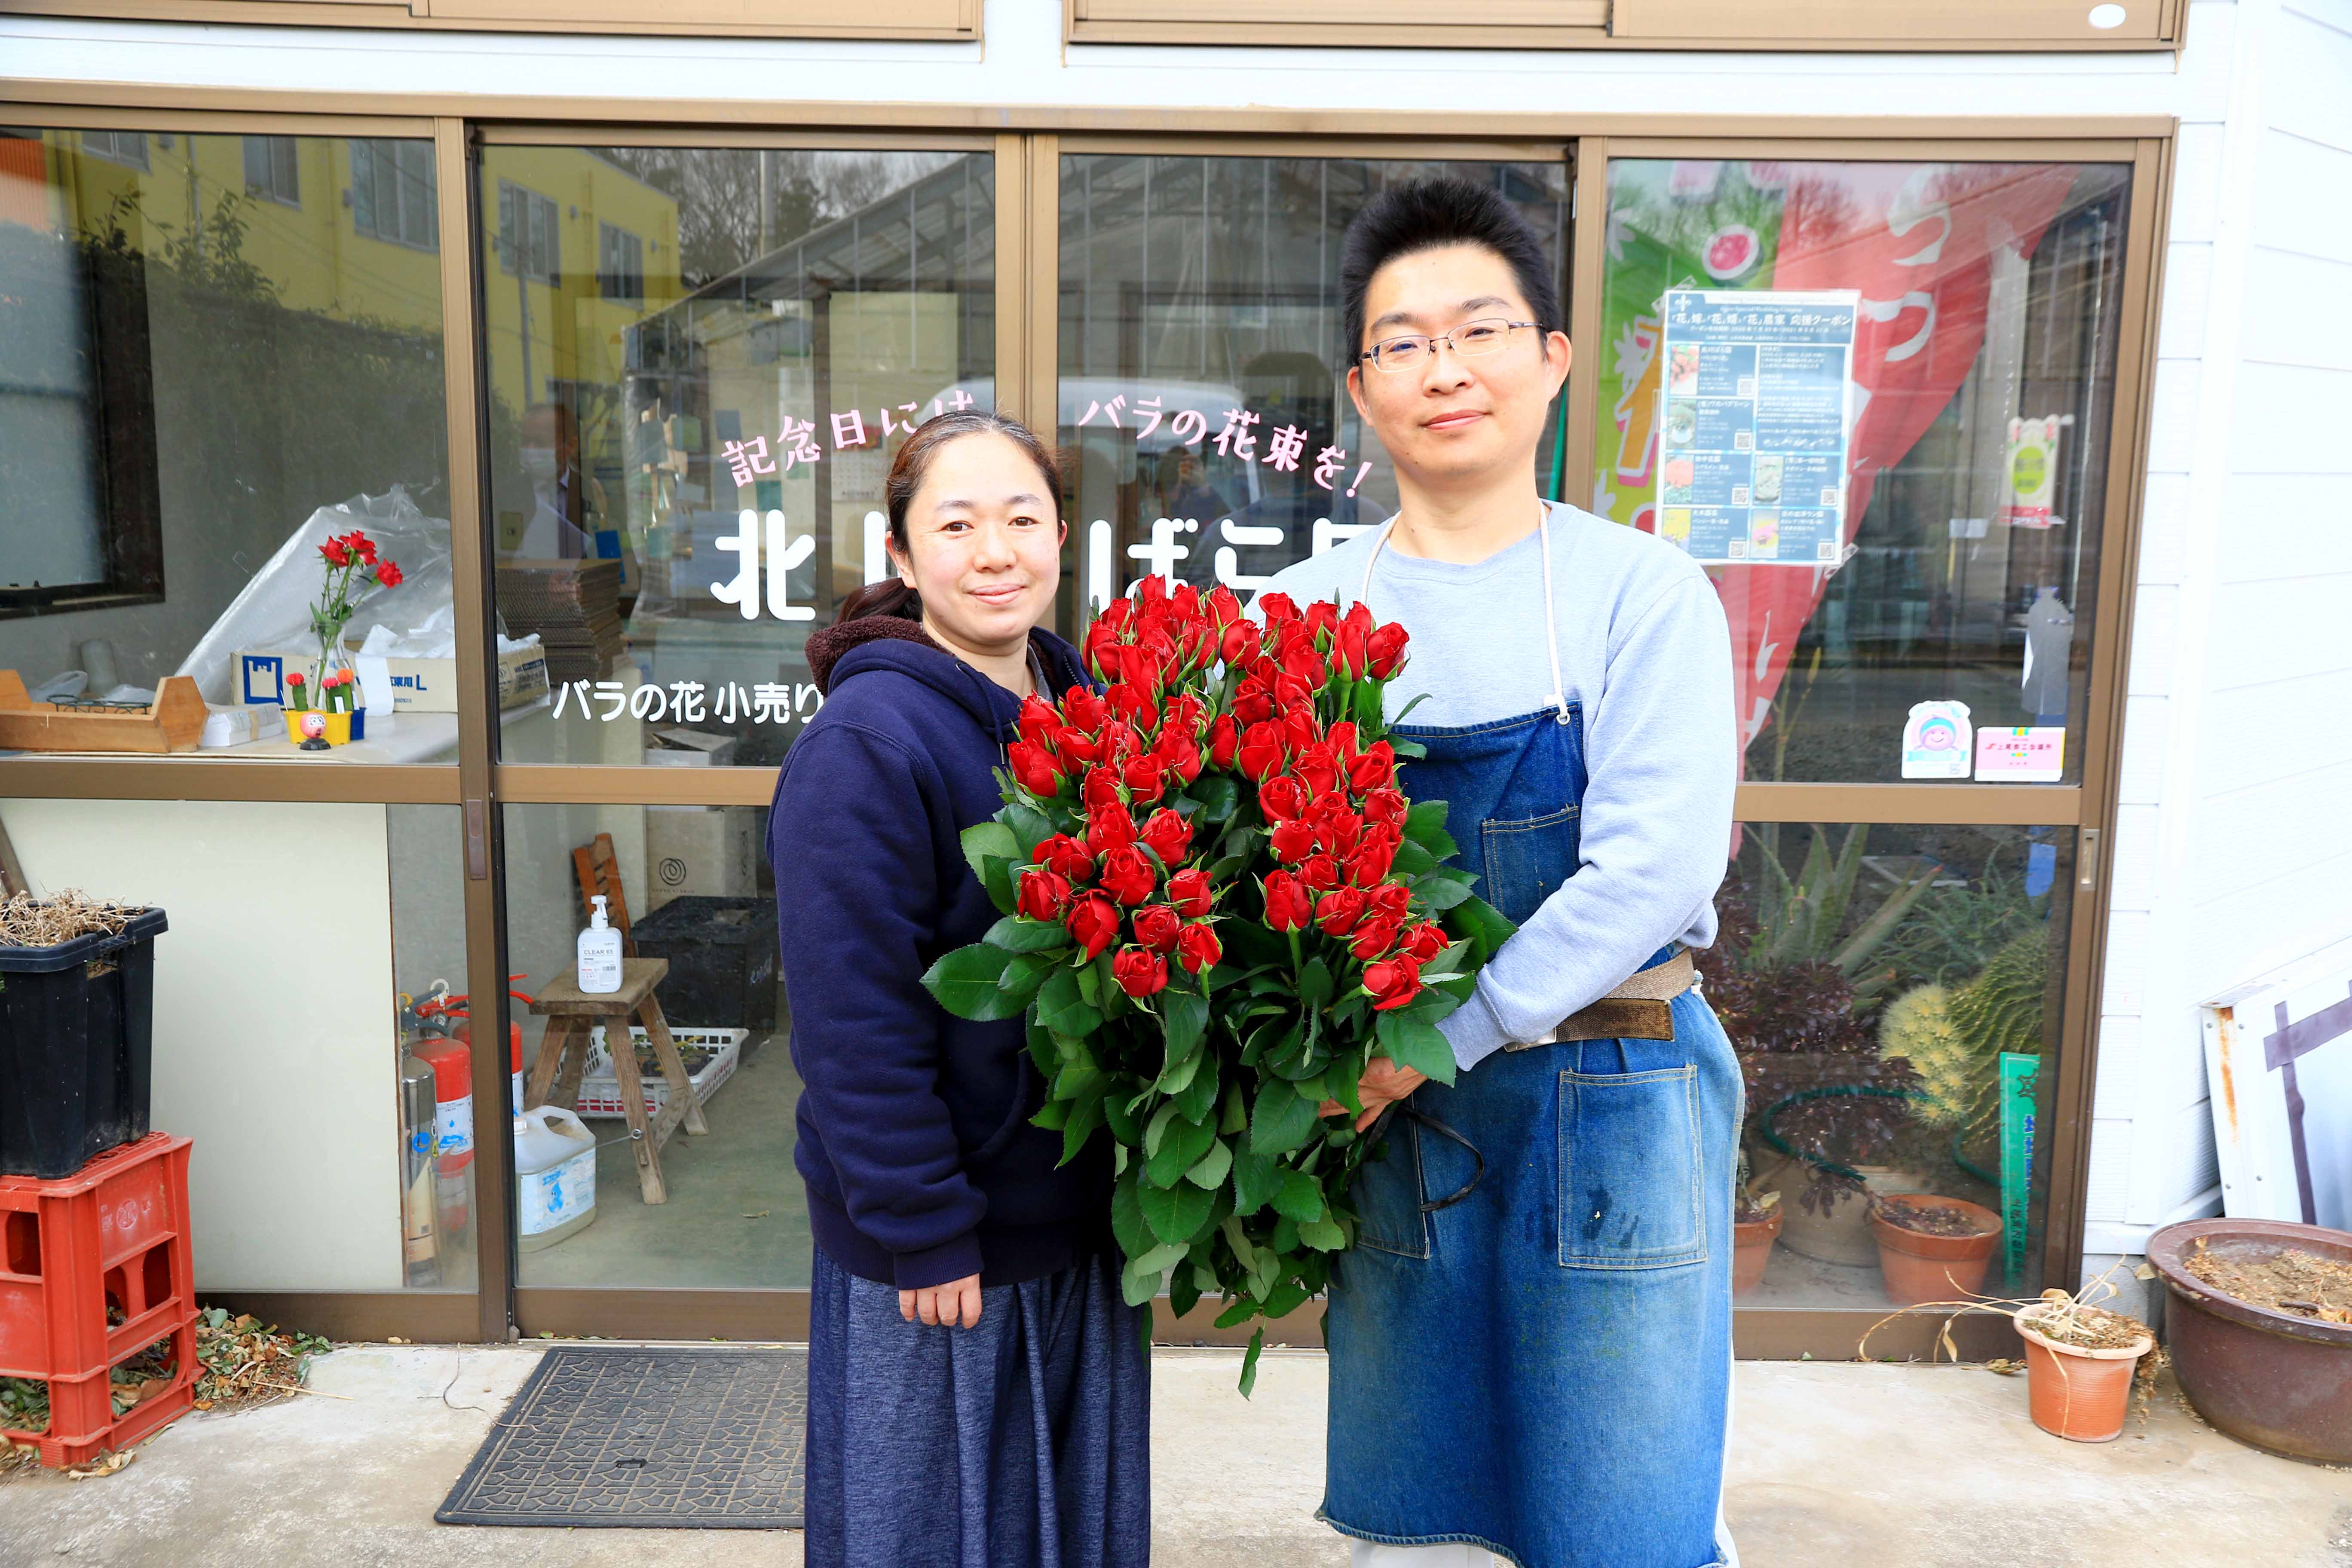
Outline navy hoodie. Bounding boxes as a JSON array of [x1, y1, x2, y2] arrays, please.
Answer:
[[770, 615, 1108, 1291]]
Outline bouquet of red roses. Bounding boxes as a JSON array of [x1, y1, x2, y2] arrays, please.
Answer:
[[922, 578, 1510, 1391]]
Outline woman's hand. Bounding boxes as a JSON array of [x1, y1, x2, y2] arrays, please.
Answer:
[[1320, 1056, 1428, 1134], [900, 1274, 984, 1329]]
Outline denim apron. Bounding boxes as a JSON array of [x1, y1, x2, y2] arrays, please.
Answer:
[[1322, 517, 1743, 1568]]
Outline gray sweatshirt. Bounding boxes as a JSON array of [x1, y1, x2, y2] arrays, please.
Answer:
[[1255, 500, 1737, 1073]]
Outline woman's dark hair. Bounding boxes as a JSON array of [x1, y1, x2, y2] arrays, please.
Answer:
[[834, 409, 1066, 624], [1339, 177, 1562, 369]]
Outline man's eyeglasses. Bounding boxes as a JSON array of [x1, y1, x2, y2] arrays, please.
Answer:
[[1359, 318, 1540, 374]]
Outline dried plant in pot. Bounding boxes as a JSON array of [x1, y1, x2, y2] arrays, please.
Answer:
[[1871, 1193, 2002, 1307]]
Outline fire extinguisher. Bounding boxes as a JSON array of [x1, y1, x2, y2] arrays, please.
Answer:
[[410, 976, 534, 1238]]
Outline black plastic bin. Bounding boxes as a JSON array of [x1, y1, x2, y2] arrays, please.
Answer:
[[0, 907, 168, 1179], [633, 896, 778, 1032]]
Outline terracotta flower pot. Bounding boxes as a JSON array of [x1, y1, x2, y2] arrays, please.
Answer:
[[1778, 1164, 1935, 1268], [1733, 1207, 1782, 1295], [1871, 1194, 2002, 1306], [2146, 1218, 2352, 1464], [2013, 1304, 2153, 1443]]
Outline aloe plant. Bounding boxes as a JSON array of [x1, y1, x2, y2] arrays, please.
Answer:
[[1743, 823, 1941, 979]]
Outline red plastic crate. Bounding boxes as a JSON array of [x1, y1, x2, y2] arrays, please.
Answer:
[[0, 1133, 199, 1466]]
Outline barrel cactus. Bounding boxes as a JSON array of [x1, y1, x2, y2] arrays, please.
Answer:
[[1879, 930, 2047, 1136]]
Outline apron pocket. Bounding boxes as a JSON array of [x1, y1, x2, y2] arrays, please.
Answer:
[[1480, 805, 1579, 926], [1556, 1064, 1706, 1270], [1347, 1113, 1430, 1260]]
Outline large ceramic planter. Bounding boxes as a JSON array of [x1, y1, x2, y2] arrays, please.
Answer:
[[1733, 1206, 1782, 1295], [2146, 1218, 2352, 1464], [1773, 1163, 1936, 1268], [1871, 1194, 2002, 1307], [2013, 1303, 2153, 1443]]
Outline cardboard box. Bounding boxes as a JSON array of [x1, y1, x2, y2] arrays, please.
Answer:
[[643, 805, 760, 913], [643, 728, 740, 767], [235, 643, 549, 714]]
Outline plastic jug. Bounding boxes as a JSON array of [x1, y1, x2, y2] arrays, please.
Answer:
[[514, 1105, 598, 1252]]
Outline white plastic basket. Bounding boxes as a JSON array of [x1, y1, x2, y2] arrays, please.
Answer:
[[573, 1025, 747, 1119]]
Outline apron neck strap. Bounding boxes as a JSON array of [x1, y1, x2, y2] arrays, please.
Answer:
[[1358, 502, 1571, 723]]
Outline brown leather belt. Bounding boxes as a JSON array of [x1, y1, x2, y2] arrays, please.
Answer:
[[1503, 948, 1695, 1049]]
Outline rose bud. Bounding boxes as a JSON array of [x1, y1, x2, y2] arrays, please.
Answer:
[[1402, 921, 1450, 963], [1256, 591, 1300, 626], [1108, 683, 1159, 730], [1271, 671, 1317, 714], [1317, 811, 1364, 857], [1325, 721, 1359, 761], [1017, 868, 1072, 922], [1303, 599, 1340, 646], [1347, 741, 1397, 794], [1280, 707, 1320, 754], [1032, 833, 1095, 884], [1132, 903, 1184, 953], [1155, 732, 1203, 786], [1363, 787, 1408, 830], [1348, 833, 1399, 888], [1237, 722, 1289, 783], [1063, 686, 1110, 732], [1176, 922, 1223, 976], [1295, 744, 1342, 797], [1298, 854, 1343, 892], [1368, 622, 1409, 678], [1085, 802, 1138, 854], [1139, 808, 1193, 865], [1017, 693, 1061, 749], [1166, 692, 1209, 737], [1065, 892, 1121, 961], [1220, 617, 1261, 667], [1258, 775, 1309, 822], [1268, 818, 1317, 864], [1363, 954, 1424, 1012], [1167, 868, 1213, 919], [1334, 620, 1371, 679], [1350, 916, 1403, 960], [1121, 754, 1166, 804], [1278, 637, 1327, 690], [1112, 945, 1170, 999], [1098, 845, 1157, 906], [1008, 740, 1067, 797], [1369, 882, 1413, 921], [374, 559, 404, 589], [1083, 767, 1125, 815], [1262, 870, 1314, 932], [1207, 714, 1240, 770], [1205, 583, 1243, 636], [1315, 887, 1367, 937]]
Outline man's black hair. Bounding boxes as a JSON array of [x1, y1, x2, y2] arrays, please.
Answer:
[[1339, 177, 1561, 368]]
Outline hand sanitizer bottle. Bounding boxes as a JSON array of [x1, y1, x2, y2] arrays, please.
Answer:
[[578, 894, 623, 994]]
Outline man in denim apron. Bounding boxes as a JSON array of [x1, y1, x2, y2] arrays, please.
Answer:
[[1255, 179, 1742, 1568]]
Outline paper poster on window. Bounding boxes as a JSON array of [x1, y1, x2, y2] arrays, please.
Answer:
[[1655, 288, 1859, 567], [1975, 726, 2064, 783], [1999, 416, 2063, 530]]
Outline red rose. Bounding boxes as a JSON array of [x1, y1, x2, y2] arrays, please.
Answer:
[[1368, 622, 1409, 679], [1032, 833, 1095, 884], [1108, 683, 1158, 730], [1231, 677, 1275, 727], [1065, 893, 1121, 961], [1099, 845, 1157, 905], [1176, 922, 1222, 976], [1155, 731, 1203, 787], [1132, 903, 1183, 952], [1017, 868, 1072, 922], [1350, 916, 1402, 960], [320, 539, 351, 568], [1139, 808, 1192, 866], [1220, 618, 1261, 668], [1363, 954, 1424, 1011], [1277, 634, 1326, 690], [373, 558, 404, 589], [1256, 591, 1300, 627], [1121, 754, 1166, 804], [1258, 775, 1309, 822], [1363, 788, 1408, 830], [1207, 715, 1240, 770], [351, 533, 379, 564], [1298, 854, 1342, 892], [1317, 811, 1364, 856], [1112, 945, 1169, 999], [1347, 741, 1397, 794], [1369, 882, 1412, 922], [1325, 721, 1359, 762], [1348, 832, 1399, 888], [1262, 870, 1314, 933], [1167, 868, 1213, 919], [1280, 708, 1320, 755], [1008, 741, 1067, 797], [1303, 599, 1340, 645], [1334, 620, 1371, 679], [1268, 818, 1316, 864], [1062, 687, 1109, 733], [1018, 693, 1060, 749], [1086, 802, 1136, 854], [1315, 888, 1366, 937], [1295, 744, 1342, 797], [1166, 692, 1209, 738], [1402, 921, 1450, 962], [1237, 722, 1288, 784], [1205, 583, 1243, 637]]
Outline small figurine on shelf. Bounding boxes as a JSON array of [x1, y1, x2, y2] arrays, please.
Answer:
[[282, 667, 358, 748]]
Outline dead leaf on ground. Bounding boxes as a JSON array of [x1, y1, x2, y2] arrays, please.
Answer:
[[1984, 1358, 2024, 1375], [64, 1450, 135, 1480]]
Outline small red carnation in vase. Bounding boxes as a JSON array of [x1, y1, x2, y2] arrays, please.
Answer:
[[306, 527, 401, 698]]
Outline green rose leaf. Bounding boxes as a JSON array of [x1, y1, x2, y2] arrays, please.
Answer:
[[1173, 1062, 1219, 1125], [1110, 1166, 1152, 1261], [1443, 894, 1519, 968], [1184, 1136, 1233, 1191], [1375, 1011, 1458, 1087], [1249, 1082, 1321, 1155], [1004, 801, 1054, 860], [1000, 950, 1057, 999], [920, 943, 1026, 1020], [985, 915, 1073, 954], [1271, 1168, 1326, 1225], [1140, 1176, 1213, 1246], [1237, 1327, 1266, 1400], [1148, 1112, 1216, 1188], [1161, 986, 1209, 1067], [1213, 1295, 1259, 1329], [1037, 965, 1103, 1038], [1410, 874, 1474, 913], [1297, 1214, 1348, 1252], [960, 821, 1020, 885], [1403, 799, 1459, 861], [1189, 775, 1241, 826], [1230, 1148, 1282, 1216], [1297, 957, 1334, 1011], [1059, 1084, 1105, 1167], [1390, 837, 1439, 878]]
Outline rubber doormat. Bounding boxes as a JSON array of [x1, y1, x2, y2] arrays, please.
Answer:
[[436, 1345, 803, 1528]]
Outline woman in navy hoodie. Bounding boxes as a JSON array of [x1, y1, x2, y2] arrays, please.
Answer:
[[772, 411, 1146, 1568]]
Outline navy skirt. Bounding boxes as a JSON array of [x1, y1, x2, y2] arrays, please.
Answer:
[[804, 1244, 1151, 1568]]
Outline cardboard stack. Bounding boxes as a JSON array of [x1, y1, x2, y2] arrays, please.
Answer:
[[496, 559, 625, 684]]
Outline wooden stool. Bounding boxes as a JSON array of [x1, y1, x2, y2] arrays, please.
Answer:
[[526, 957, 710, 1205]]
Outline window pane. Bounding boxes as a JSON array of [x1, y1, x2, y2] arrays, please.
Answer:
[[502, 800, 808, 1289], [1593, 159, 2131, 785], [482, 145, 997, 767], [1702, 821, 2074, 1311], [1058, 155, 1569, 621], [0, 129, 452, 764], [0, 799, 470, 1291]]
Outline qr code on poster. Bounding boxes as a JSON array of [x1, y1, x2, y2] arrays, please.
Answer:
[[1820, 488, 1841, 506], [1817, 541, 1841, 560], [1727, 540, 1749, 558]]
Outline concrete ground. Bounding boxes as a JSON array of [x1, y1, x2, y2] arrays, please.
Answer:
[[3, 1343, 2347, 1568]]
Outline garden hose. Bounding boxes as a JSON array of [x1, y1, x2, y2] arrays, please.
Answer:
[[1758, 1085, 1930, 1182]]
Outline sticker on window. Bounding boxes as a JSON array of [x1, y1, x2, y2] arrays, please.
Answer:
[[1901, 701, 1973, 780]]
